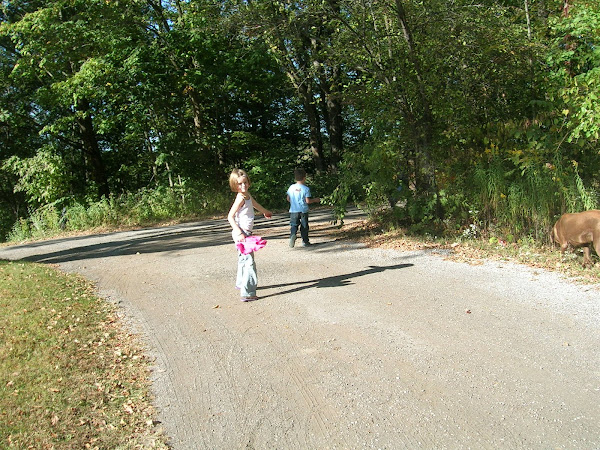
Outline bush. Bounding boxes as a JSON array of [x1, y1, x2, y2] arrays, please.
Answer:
[[3, 186, 231, 243]]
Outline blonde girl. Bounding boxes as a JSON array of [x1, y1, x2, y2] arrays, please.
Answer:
[[227, 169, 272, 301]]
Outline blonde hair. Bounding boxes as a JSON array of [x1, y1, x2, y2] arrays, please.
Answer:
[[229, 168, 250, 192]]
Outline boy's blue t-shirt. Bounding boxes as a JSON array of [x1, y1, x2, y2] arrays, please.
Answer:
[[287, 183, 311, 213]]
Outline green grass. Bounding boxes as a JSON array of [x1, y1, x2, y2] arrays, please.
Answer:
[[0, 260, 167, 448]]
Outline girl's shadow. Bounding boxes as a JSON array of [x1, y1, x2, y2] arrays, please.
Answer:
[[259, 263, 413, 299]]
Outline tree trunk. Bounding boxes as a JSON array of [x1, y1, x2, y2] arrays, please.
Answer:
[[76, 97, 110, 199], [297, 82, 325, 173], [320, 66, 343, 170], [323, 0, 344, 170], [394, 0, 443, 218], [186, 85, 204, 135]]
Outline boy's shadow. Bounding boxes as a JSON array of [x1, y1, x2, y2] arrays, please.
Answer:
[[259, 263, 413, 300]]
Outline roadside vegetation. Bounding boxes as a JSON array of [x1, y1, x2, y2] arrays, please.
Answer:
[[336, 211, 600, 285], [4, 186, 233, 243], [0, 260, 168, 448]]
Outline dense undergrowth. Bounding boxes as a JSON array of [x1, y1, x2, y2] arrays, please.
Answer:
[[3, 187, 232, 243]]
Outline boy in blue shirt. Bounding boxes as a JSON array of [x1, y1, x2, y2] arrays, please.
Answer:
[[286, 168, 320, 247]]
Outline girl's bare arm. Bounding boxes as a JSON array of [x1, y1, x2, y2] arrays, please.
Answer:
[[250, 195, 272, 219]]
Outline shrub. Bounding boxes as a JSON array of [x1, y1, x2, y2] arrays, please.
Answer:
[[3, 186, 232, 243]]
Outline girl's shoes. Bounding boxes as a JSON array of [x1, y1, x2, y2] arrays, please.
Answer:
[[240, 296, 259, 302]]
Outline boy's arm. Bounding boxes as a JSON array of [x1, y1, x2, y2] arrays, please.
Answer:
[[250, 195, 272, 219], [305, 186, 319, 204]]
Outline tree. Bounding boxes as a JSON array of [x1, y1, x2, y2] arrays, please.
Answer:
[[1, 0, 300, 215], [0, 0, 130, 199], [328, 0, 557, 225], [239, 0, 347, 173]]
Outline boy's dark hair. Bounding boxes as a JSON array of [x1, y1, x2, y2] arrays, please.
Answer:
[[294, 168, 306, 181]]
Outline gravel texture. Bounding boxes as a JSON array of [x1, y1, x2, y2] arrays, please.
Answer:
[[1, 208, 599, 449]]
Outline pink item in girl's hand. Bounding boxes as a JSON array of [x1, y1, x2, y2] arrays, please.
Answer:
[[236, 235, 267, 255]]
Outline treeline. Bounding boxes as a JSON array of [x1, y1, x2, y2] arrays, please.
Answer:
[[1, 0, 598, 242]]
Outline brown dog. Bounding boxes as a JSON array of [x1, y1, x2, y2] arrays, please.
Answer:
[[551, 210, 600, 267]]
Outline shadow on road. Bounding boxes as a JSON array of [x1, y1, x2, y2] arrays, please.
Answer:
[[259, 263, 414, 299], [0, 207, 363, 265], [10, 220, 234, 264], [3, 215, 287, 264]]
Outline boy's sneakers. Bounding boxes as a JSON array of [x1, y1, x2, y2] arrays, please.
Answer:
[[290, 235, 313, 248]]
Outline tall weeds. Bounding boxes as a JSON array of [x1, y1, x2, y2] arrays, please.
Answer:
[[471, 157, 598, 242], [6, 187, 230, 242]]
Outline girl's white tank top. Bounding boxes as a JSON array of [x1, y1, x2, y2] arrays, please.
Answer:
[[233, 196, 254, 239]]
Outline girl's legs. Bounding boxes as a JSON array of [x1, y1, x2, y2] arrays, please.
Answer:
[[237, 251, 257, 298]]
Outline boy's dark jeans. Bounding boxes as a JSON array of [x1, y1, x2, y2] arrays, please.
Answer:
[[290, 212, 309, 243]]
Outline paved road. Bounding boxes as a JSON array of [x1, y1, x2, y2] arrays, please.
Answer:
[[1, 208, 599, 449]]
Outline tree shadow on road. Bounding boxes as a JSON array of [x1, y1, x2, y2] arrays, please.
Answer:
[[6, 220, 235, 264], [0, 207, 364, 265], [1, 215, 291, 264], [258, 263, 413, 300]]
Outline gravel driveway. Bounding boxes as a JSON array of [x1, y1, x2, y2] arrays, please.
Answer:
[[1, 208, 599, 449]]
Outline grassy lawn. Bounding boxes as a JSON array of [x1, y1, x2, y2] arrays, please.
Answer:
[[0, 260, 167, 449]]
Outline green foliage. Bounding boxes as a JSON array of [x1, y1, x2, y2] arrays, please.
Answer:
[[546, 3, 600, 143], [572, 166, 597, 211], [466, 152, 598, 242], [0, 0, 294, 219], [310, 171, 341, 205], [322, 147, 376, 223], [1, 0, 600, 247], [5, 186, 231, 242], [3, 147, 72, 207], [228, 131, 305, 209], [245, 157, 295, 210]]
